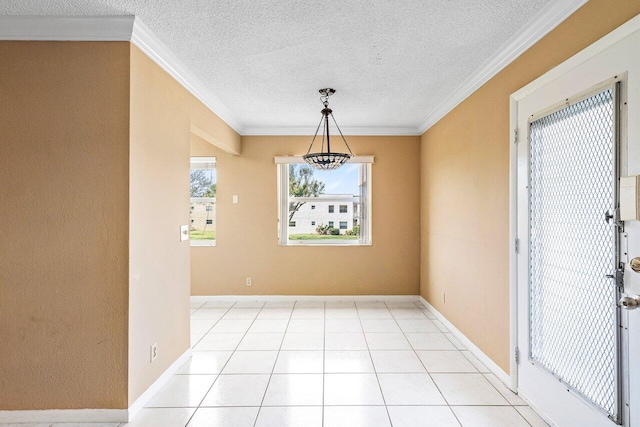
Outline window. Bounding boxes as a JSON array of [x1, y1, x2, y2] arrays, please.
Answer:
[[276, 156, 373, 245], [190, 157, 216, 246], [289, 221, 296, 227]]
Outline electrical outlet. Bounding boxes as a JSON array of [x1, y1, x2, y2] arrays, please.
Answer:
[[442, 292, 446, 303], [150, 343, 158, 363], [246, 277, 252, 286]]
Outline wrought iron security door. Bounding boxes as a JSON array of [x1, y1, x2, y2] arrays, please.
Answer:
[[528, 86, 621, 422]]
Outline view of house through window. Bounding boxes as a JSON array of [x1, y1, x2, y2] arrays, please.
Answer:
[[190, 157, 216, 246], [278, 159, 372, 245]]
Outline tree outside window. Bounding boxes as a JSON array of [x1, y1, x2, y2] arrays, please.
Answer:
[[190, 157, 216, 246]]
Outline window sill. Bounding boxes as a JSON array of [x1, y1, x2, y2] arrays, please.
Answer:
[[279, 240, 371, 247], [190, 241, 216, 247]]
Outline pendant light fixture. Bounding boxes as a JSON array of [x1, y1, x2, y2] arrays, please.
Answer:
[[303, 88, 354, 170]]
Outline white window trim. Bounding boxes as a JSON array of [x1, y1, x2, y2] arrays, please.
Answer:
[[191, 156, 216, 167], [276, 156, 373, 246], [190, 156, 217, 247], [191, 197, 216, 203]]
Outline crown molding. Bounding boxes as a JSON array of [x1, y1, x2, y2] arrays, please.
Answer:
[[417, 0, 588, 135], [242, 125, 421, 136], [129, 17, 243, 133], [0, 15, 244, 134], [0, 2, 588, 138]]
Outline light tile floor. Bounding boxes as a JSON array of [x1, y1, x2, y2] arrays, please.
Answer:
[[10, 300, 549, 427]]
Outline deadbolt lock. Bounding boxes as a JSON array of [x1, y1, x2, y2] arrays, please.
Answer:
[[630, 257, 640, 273], [619, 295, 640, 310]]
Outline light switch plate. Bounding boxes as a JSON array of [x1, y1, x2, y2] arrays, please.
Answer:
[[180, 225, 189, 241], [233, 195, 239, 204]]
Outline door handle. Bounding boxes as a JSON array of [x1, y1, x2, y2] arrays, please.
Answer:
[[619, 295, 640, 310]]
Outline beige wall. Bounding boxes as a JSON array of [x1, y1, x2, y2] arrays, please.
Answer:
[[0, 41, 240, 411], [420, 0, 640, 373], [128, 45, 191, 406], [128, 46, 241, 404], [0, 42, 131, 409], [191, 135, 421, 296]]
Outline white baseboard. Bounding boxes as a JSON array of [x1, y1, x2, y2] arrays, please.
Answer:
[[127, 348, 192, 421], [191, 294, 420, 303], [419, 296, 511, 385], [0, 349, 192, 424], [0, 408, 128, 424]]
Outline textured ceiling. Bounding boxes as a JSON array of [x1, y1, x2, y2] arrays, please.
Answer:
[[1, 0, 552, 132]]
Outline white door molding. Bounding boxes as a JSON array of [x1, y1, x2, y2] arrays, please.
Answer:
[[509, 13, 640, 427]]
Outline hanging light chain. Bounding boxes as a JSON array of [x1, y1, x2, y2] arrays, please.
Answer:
[[302, 88, 353, 170]]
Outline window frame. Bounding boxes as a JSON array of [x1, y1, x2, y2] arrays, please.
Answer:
[[275, 156, 373, 246], [190, 156, 217, 247]]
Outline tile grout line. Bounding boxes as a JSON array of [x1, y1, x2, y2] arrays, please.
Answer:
[[191, 301, 207, 312], [392, 301, 462, 426], [181, 301, 239, 427], [478, 371, 535, 426], [355, 302, 395, 427], [190, 302, 237, 349], [414, 302, 534, 425], [415, 303, 465, 427], [252, 301, 297, 427], [161, 299, 543, 427], [322, 302, 326, 427], [412, 301, 535, 426], [186, 301, 266, 426]]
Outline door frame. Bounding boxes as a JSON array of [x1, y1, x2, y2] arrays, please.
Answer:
[[508, 13, 640, 424]]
